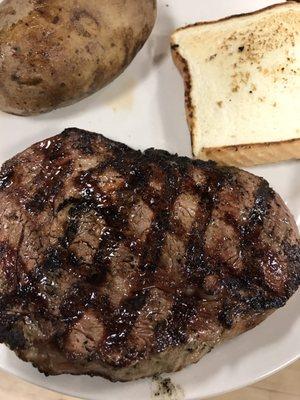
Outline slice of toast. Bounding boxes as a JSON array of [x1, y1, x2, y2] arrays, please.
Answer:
[[171, 1, 300, 167]]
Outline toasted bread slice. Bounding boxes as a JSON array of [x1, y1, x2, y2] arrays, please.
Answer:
[[171, 1, 300, 167]]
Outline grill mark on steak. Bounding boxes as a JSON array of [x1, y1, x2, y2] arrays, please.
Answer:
[[106, 161, 185, 351], [26, 160, 73, 213], [57, 157, 128, 299], [284, 243, 300, 294], [185, 168, 232, 284], [139, 162, 185, 283], [108, 155, 192, 352], [56, 199, 127, 329], [24, 136, 73, 213], [242, 180, 275, 242], [0, 128, 299, 381], [104, 289, 149, 352], [59, 149, 153, 339], [0, 242, 19, 295], [154, 294, 197, 353], [101, 156, 186, 350], [154, 168, 234, 347], [218, 181, 280, 328], [239, 181, 276, 291], [65, 283, 99, 318]]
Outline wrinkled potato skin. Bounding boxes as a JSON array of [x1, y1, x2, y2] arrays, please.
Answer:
[[0, 0, 157, 115]]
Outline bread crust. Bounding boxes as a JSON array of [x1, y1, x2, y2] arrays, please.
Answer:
[[200, 139, 300, 167], [171, 48, 196, 150], [172, 1, 297, 33], [171, 1, 300, 167]]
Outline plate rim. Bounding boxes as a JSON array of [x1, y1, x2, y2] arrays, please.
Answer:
[[0, 345, 299, 400]]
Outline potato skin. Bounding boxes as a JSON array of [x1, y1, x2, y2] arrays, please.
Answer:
[[0, 0, 157, 115]]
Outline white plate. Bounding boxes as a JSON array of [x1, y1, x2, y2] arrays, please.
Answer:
[[0, 0, 299, 399]]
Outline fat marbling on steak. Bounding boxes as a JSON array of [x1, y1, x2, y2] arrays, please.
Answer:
[[0, 128, 299, 381]]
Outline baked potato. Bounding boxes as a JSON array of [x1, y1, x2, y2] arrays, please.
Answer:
[[0, 0, 157, 115]]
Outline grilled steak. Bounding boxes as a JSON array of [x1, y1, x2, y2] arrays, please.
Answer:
[[0, 128, 299, 381]]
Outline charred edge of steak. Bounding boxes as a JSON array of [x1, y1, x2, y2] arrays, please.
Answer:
[[0, 313, 26, 350], [154, 295, 198, 353], [0, 163, 14, 190], [284, 242, 300, 294]]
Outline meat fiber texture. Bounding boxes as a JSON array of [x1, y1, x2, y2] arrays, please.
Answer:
[[0, 128, 299, 381]]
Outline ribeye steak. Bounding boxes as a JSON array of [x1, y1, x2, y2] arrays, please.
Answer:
[[0, 128, 299, 381]]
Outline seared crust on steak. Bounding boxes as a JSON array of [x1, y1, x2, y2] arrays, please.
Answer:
[[0, 128, 299, 381]]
